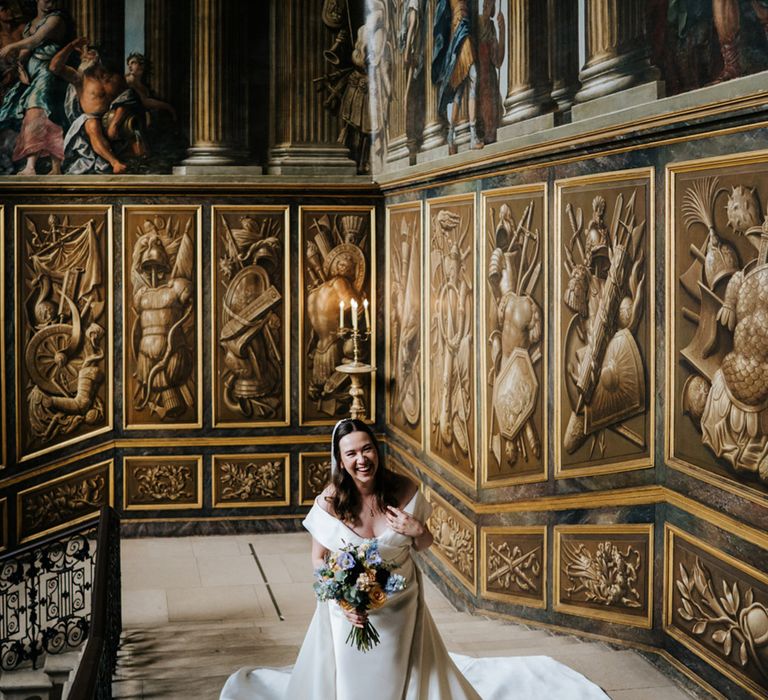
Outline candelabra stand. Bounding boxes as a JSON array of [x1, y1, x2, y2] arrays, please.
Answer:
[[336, 325, 375, 420]]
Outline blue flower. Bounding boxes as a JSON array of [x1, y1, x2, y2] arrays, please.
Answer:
[[337, 552, 356, 570], [384, 573, 406, 593], [365, 549, 382, 566]]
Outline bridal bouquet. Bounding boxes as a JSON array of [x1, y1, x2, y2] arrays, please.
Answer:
[[313, 539, 406, 652]]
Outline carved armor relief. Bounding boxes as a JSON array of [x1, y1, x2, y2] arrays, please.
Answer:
[[554, 524, 653, 628], [481, 186, 547, 486], [554, 171, 654, 477], [386, 202, 423, 448], [123, 456, 202, 511], [123, 206, 202, 429], [668, 157, 768, 499], [299, 452, 332, 505], [481, 526, 547, 608], [665, 524, 768, 696], [212, 207, 289, 427], [16, 461, 113, 544], [15, 206, 113, 461], [299, 207, 375, 425], [426, 195, 476, 483], [212, 454, 290, 508]]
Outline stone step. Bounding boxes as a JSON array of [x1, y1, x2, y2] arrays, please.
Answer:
[[0, 669, 53, 700]]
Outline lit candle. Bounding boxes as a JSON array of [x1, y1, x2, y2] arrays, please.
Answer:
[[351, 298, 358, 331], [339, 300, 344, 329], [363, 298, 370, 330]]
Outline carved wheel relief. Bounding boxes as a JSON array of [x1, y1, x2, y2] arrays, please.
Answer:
[[213, 208, 288, 426], [427, 198, 475, 478], [300, 209, 374, 424], [124, 208, 200, 429], [483, 188, 546, 483], [16, 208, 112, 460], [556, 175, 653, 475], [387, 204, 422, 446]]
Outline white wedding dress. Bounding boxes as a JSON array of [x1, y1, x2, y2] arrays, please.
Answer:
[[220, 491, 609, 700]]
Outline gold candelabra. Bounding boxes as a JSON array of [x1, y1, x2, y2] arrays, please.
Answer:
[[336, 298, 375, 420]]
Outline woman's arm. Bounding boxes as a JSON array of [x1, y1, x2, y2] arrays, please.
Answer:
[[311, 537, 329, 570], [0, 15, 63, 60]]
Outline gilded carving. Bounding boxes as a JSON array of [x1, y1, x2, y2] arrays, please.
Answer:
[[425, 488, 476, 590], [299, 453, 332, 505], [386, 203, 422, 447], [427, 197, 475, 478], [563, 541, 642, 608], [482, 527, 546, 607], [300, 208, 374, 424], [124, 456, 201, 510], [124, 207, 200, 429], [666, 525, 768, 696], [482, 187, 546, 484], [556, 174, 653, 476], [212, 207, 288, 427], [213, 454, 289, 507], [16, 207, 112, 460], [0, 498, 6, 553]]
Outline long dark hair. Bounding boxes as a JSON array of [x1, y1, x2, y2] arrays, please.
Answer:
[[329, 419, 399, 524]]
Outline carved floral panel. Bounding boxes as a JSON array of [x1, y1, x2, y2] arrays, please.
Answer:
[[668, 158, 768, 497], [425, 487, 476, 592], [299, 452, 332, 506], [555, 172, 654, 476], [123, 456, 202, 510], [482, 186, 547, 485], [17, 461, 112, 543], [123, 206, 201, 429], [15, 206, 112, 460], [212, 207, 289, 427], [482, 527, 546, 607], [554, 524, 653, 628], [386, 202, 422, 447], [212, 454, 289, 507], [426, 196, 476, 481], [665, 525, 768, 697], [299, 207, 375, 425]]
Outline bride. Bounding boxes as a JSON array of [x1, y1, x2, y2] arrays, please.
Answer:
[[220, 419, 608, 700]]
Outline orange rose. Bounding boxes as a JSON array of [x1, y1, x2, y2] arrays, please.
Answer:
[[368, 586, 387, 609]]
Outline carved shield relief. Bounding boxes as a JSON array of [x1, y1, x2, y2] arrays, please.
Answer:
[[15, 206, 113, 461], [426, 195, 476, 482], [481, 186, 547, 485], [386, 202, 422, 448], [212, 206, 289, 427], [667, 156, 768, 499], [554, 171, 654, 477], [123, 206, 202, 429], [299, 207, 375, 425]]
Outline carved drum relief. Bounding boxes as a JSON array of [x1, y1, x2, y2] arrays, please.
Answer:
[[481, 526, 547, 608], [668, 158, 768, 498], [481, 186, 547, 485], [212, 207, 289, 427], [386, 202, 423, 448], [299, 452, 332, 505], [554, 524, 653, 628], [212, 454, 290, 508], [123, 456, 202, 511], [426, 195, 476, 481], [299, 207, 375, 425], [555, 171, 654, 477], [123, 206, 202, 429], [665, 524, 768, 696], [15, 206, 113, 461]]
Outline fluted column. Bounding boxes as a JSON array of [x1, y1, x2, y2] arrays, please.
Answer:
[[548, 0, 579, 114], [385, 0, 409, 164], [71, 0, 124, 68], [502, 0, 553, 124], [421, 0, 445, 150], [574, 0, 660, 104]]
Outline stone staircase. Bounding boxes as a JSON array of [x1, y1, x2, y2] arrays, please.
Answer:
[[0, 649, 83, 700]]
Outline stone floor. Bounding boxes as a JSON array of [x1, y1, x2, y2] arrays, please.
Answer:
[[116, 533, 709, 700]]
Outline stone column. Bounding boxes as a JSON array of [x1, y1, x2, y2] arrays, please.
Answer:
[[548, 0, 579, 115], [421, 0, 446, 150], [573, 0, 661, 109], [267, 0, 356, 175], [71, 0, 124, 68], [386, 0, 409, 164], [502, 0, 553, 125]]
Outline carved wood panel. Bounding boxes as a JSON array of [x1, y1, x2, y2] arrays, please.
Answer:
[[299, 452, 332, 506], [123, 456, 202, 511], [665, 524, 768, 697], [481, 185, 547, 486], [386, 202, 423, 448], [481, 526, 547, 608], [426, 195, 476, 482], [212, 206, 289, 427], [555, 170, 654, 477], [15, 206, 113, 461], [0, 498, 7, 553], [554, 524, 653, 628], [667, 155, 768, 501], [212, 454, 290, 507], [123, 206, 202, 429], [299, 207, 375, 425]]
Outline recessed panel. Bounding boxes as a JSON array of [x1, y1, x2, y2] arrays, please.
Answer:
[[123, 455, 202, 511], [212, 453, 290, 508], [481, 526, 547, 608], [299, 452, 332, 506]]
